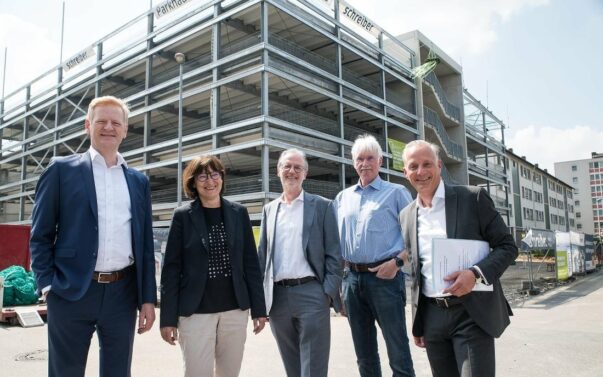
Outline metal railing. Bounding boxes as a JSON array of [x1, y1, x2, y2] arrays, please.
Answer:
[[424, 72, 461, 122], [269, 33, 382, 97], [465, 122, 504, 150], [423, 106, 463, 161], [270, 103, 385, 149]]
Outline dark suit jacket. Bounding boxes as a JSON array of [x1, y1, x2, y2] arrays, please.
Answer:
[[30, 152, 157, 308], [399, 183, 518, 338], [160, 198, 266, 328], [258, 191, 343, 313]]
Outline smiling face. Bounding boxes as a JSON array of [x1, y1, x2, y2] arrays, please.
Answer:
[[354, 150, 382, 187], [195, 168, 223, 204], [403, 144, 442, 203], [85, 104, 128, 158], [277, 152, 307, 195]]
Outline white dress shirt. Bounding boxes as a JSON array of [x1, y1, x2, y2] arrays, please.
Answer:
[[273, 191, 315, 281], [417, 180, 448, 297], [90, 147, 134, 272]]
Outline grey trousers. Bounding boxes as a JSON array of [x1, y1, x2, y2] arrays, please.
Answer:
[[269, 280, 331, 377]]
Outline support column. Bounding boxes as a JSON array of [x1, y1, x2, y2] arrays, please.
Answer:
[[260, 0, 270, 202], [143, 11, 154, 173], [19, 86, 31, 221], [211, 3, 222, 150], [335, 0, 345, 190], [379, 33, 389, 181]]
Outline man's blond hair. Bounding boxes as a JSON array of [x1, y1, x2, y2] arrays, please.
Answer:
[[86, 96, 130, 124]]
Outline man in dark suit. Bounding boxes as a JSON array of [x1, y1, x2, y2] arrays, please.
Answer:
[[399, 140, 518, 377], [30, 96, 157, 377], [258, 149, 342, 377]]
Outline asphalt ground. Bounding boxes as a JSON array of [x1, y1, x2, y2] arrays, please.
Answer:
[[1, 269, 602, 377]]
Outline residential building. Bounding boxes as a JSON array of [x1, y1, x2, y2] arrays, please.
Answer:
[[507, 148, 576, 242], [555, 152, 603, 238]]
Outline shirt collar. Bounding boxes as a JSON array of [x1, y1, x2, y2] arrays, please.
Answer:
[[89, 146, 127, 168], [417, 179, 445, 209], [278, 190, 305, 204], [355, 175, 383, 192]]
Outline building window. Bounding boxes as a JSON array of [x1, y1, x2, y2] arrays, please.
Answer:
[[575, 200, 580, 206], [572, 165, 577, 171], [572, 177, 578, 183], [577, 223, 582, 230], [576, 212, 581, 218], [570, 219, 575, 227]]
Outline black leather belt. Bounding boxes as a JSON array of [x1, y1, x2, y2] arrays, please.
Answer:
[[274, 276, 316, 287], [346, 258, 390, 273], [92, 265, 134, 283], [425, 295, 464, 309]]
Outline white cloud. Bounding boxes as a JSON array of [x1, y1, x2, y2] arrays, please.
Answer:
[[347, 0, 549, 56], [0, 14, 59, 96], [507, 124, 603, 174]]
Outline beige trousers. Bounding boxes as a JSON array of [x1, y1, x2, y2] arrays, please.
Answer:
[[178, 309, 249, 377]]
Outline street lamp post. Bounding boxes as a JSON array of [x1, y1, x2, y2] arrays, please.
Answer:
[[175, 52, 185, 206]]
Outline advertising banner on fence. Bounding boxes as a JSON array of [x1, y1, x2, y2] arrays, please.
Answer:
[[520, 228, 555, 251], [584, 234, 595, 272], [555, 231, 570, 280], [570, 231, 585, 274]]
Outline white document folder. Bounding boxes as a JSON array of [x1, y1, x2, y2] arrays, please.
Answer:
[[431, 238, 493, 295]]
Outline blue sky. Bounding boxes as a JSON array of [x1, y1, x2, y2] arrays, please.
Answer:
[[1, 0, 602, 173]]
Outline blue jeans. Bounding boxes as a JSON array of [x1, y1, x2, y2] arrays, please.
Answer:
[[342, 270, 415, 377]]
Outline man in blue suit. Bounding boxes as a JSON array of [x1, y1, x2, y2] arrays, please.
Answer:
[[30, 96, 157, 377]]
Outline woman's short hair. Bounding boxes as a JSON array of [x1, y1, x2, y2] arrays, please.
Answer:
[[182, 155, 226, 199]]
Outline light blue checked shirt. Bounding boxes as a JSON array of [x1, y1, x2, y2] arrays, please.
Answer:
[[334, 176, 413, 264]]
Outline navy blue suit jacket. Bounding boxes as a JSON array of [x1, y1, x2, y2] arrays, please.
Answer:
[[30, 152, 157, 308]]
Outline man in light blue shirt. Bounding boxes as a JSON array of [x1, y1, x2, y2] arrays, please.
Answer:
[[334, 134, 415, 377]]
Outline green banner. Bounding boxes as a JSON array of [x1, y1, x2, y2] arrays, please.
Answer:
[[555, 232, 570, 281], [387, 138, 406, 171], [253, 226, 261, 248], [556, 251, 569, 280]]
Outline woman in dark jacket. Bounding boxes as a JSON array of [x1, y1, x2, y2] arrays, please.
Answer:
[[160, 155, 267, 377]]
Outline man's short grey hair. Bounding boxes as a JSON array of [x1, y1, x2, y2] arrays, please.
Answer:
[[351, 134, 383, 160], [401, 140, 440, 164], [277, 148, 308, 171]]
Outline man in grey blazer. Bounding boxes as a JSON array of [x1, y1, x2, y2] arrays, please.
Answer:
[[399, 140, 518, 377], [258, 148, 343, 377]]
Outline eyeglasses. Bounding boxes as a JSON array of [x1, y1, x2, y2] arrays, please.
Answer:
[[280, 164, 305, 173], [196, 172, 222, 182]]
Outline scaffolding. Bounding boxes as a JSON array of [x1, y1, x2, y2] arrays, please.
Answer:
[[0, 0, 423, 225], [463, 88, 510, 224]]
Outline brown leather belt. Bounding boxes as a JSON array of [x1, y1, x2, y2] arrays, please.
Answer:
[[274, 276, 316, 287], [346, 259, 390, 273], [425, 295, 464, 309], [92, 265, 134, 283]]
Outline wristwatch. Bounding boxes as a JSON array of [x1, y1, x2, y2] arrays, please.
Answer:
[[394, 256, 404, 267], [469, 267, 482, 284]]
